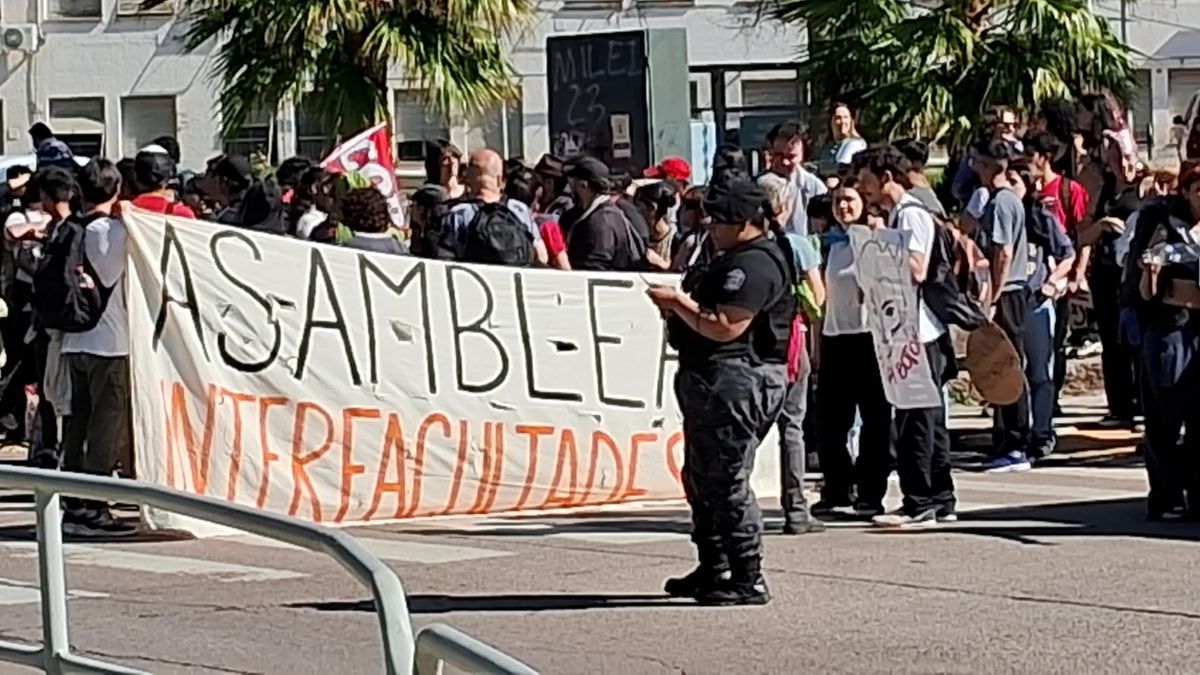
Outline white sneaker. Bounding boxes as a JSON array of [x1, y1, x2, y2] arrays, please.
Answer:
[[872, 508, 939, 529]]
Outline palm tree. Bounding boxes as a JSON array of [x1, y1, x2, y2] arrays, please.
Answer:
[[149, 0, 534, 139], [773, 0, 1137, 153]]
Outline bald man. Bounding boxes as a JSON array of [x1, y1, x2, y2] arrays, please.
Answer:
[[437, 148, 548, 265]]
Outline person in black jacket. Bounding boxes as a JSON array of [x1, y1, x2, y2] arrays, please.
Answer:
[[564, 158, 645, 271]]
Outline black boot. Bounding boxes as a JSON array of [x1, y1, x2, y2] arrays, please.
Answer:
[[664, 565, 730, 598], [696, 556, 770, 606], [695, 573, 771, 606]]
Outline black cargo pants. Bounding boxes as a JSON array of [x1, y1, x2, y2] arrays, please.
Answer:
[[676, 358, 787, 577]]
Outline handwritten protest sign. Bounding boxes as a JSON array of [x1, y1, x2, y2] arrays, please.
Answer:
[[849, 226, 941, 409], [124, 210, 780, 534]]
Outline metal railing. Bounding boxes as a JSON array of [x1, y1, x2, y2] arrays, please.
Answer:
[[0, 465, 536, 675]]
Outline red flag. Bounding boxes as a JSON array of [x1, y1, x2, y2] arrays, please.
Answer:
[[321, 122, 405, 227]]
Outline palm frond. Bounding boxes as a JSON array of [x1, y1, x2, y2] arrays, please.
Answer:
[[773, 0, 1137, 152], [176, 0, 534, 140]]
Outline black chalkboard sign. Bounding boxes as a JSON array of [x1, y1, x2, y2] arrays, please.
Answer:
[[547, 30, 650, 174]]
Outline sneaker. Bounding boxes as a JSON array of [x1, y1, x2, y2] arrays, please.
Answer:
[[1028, 438, 1057, 461], [782, 517, 826, 535], [664, 566, 730, 598], [872, 508, 939, 529], [63, 506, 137, 538], [981, 451, 1031, 473], [695, 575, 771, 606], [937, 512, 959, 523]]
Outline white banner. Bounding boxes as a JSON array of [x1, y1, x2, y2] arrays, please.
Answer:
[[125, 210, 779, 533], [849, 226, 941, 409]]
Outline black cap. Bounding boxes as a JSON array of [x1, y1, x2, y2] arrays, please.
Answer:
[[134, 147, 176, 188], [214, 154, 253, 188], [704, 177, 766, 224], [566, 157, 610, 183]]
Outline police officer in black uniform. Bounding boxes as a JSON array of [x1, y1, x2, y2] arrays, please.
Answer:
[[647, 177, 795, 605]]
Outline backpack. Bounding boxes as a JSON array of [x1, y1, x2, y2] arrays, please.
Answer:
[[32, 213, 113, 333], [1025, 197, 1060, 250], [462, 201, 533, 266], [900, 202, 988, 331]]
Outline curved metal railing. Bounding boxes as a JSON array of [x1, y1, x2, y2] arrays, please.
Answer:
[[0, 465, 536, 675]]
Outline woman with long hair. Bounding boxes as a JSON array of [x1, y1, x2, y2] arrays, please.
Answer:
[[816, 103, 868, 175], [810, 181, 892, 518]]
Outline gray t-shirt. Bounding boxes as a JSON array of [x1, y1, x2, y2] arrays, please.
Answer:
[[908, 185, 947, 219], [985, 187, 1028, 292]]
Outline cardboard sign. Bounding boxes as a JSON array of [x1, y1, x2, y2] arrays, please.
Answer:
[[965, 322, 1023, 406], [849, 226, 942, 409], [123, 210, 781, 534]]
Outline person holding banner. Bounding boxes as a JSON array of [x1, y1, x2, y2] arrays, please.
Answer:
[[853, 145, 958, 528], [647, 177, 794, 606]]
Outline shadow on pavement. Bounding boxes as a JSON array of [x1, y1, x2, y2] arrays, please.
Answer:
[[289, 593, 681, 614], [885, 498, 1200, 545], [0, 523, 192, 544]]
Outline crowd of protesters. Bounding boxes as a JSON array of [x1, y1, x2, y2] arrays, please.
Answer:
[[2, 89, 1197, 538]]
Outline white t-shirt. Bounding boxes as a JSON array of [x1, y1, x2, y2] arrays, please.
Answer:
[[295, 206, 328, 240], [61, 215, 128, 357], [822, 235, 868, 336], [965, 187, 990, 219], [889, 194, 946, 344]]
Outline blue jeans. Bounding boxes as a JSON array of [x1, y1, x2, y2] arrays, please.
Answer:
[[1024, 297, 1056, 447]]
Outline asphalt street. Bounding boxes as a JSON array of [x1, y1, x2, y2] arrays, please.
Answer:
[[0, 399, 1195, 674]]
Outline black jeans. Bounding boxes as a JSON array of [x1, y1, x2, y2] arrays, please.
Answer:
[[815, 333, 893, 510], [62, 354, 132, 476], [1090, 263, 1137, 418], [894, 336, 956, 516], [992, 289, 1031, 454]]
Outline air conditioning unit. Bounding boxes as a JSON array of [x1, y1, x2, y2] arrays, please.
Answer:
[[0, 24, 42, 54]]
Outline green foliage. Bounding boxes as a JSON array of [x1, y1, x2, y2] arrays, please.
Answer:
[[774, 0, 1138, 153], [166, 0, 534, 139]]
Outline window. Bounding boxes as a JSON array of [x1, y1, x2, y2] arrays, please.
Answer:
[[49, 97, 105, 157], [393, 89, 450, 161], [48, 0, 102, 19], [295, 101, 337, 161], [117, 0, 174, 16], [222, 106, 275, 161], [468, 90, 524, 158], [121, 96, 176, 157], [740, 79, 800, 107]]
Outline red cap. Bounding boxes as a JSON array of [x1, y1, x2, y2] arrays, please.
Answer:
[[643, 156, 691, 182]]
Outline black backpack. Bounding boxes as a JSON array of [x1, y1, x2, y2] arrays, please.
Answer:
[[899, 203, 988, 331], [32, 213, 114, 333], [462, 202, 533, 266], [1025, 197, 1060, 250]]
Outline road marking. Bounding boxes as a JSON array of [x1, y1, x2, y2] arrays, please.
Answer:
[[549, 532, 689, 545], [222, 534, 514, 565], [949, 478, 1144, 501], [0, 543, 305, 582], [0, 576, 107, 605]]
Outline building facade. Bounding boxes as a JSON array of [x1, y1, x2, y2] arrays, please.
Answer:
[[4, 0, 1196, 172], [0, 0, 804, 175]]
